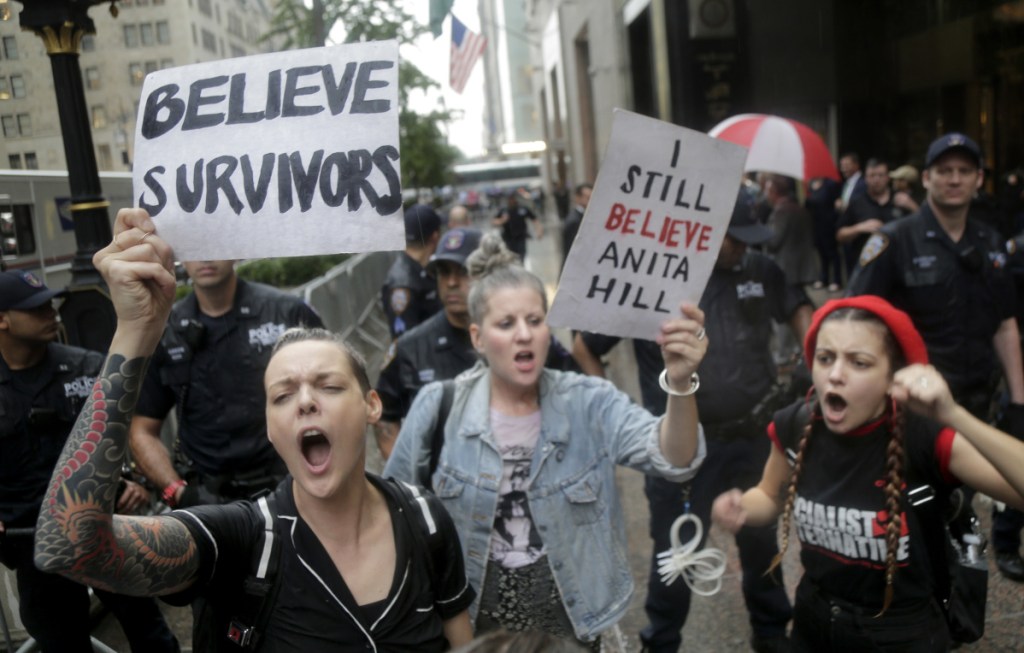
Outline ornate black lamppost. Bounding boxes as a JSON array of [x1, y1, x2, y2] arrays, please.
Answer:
[[13, 0, 117, 352]]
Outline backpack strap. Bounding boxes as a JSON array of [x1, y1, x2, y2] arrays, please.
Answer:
[[226, 489, 284, 650], [427, 379, 456, 488], [388, 478, 444, 590]]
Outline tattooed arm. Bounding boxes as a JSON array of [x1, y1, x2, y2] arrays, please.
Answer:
[[34, 209, 197, 596]]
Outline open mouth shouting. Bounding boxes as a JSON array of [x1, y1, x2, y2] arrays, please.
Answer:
[[513, 349, 536, 373], [300, 428, 332, 473], [822, 391, 848, 425]]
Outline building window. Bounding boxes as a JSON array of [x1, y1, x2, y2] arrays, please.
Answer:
[[0, 77, 8, 99], [129, 62, 144, 85], [1, 115, 15, 138], [92, 105, 108, 129], [24, 152, 38, 170], [201, 29, 216, 53], [97, 144, 113, 170], [154, 0, 165, 4], [198, 0, 212, 17], [8, 154, 22, 169], [85, 67, 101, 90], [82, 34, 96, 52], [157, 21, 171, 44], [161, 58, 174, 69], [230, 45, 245, 58], [141, 23, 155, 46], [228, 12, 243, 38], [192, 24, 197, 46], [145, 61, 158, 75], [2, 36, 17, 60], [9, 75, 25, 99], [17, 114, 31, 136], [124, 24, 139, 47]]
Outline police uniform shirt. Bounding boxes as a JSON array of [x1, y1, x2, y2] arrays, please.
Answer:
[[498, 205, 537, 244], [839, 193, 910, 260], [135, 280, 323, 476], [582, 252, 809, 423], [0, 343, 103, 525], [166, 475, 475, 652], [377, 311, 476, 422], [381, 252, 442, 338], [848, 205, 1016, 395]]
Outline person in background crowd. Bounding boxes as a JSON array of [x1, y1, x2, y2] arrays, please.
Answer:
[[493, 189, 543, 262], [713, 295, 1024, 652], [848, 133, 1024, 582], [837, 152, 867, 212], [806, 176, 843, 292], [33, 210, 475, 652], [573, 194, 811, 653], [553, 180, 571, 222], [765, 174, 818, 363], [382, 204, 444, 338], [375, 228, 580, 459], [837, 153, 868, 273], [448, 204, 472, 229], [836, 159, 911, 262], [889, 164, 921, 214], [0, 271, 179, 653], [561, 183, 592, 266], [386, 233, 707, 649], [129, 257, 322, 509]]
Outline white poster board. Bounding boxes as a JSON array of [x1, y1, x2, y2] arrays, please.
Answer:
[[132, 40, 403, 261], [548, 109, 748, 340]]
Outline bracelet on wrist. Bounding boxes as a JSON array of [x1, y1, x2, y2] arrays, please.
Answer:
[[660, 369, 700, 397], [162, 480, 187, 508]]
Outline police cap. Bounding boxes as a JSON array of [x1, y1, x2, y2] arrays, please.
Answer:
[[0, 271, 67, 311]]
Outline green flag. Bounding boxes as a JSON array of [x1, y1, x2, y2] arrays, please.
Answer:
[[429, 0, 454, 37]]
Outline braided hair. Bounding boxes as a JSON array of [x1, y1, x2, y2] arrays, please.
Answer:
[[770, 307, 907, 615]]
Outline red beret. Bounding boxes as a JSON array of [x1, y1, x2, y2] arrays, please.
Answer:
[[804, 295, 929, 369]]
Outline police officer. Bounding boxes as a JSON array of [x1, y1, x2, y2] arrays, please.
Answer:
[[129, 259, 322, 509], [0, 271, 179, 653], [573, 196, 812, 653], [492, 188, 543, 262], [848, 132, 1024, 582], [374, 227, 577, 459], [381, 204, 444, 338]]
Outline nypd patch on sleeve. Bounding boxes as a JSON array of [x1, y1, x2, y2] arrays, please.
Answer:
[[389, 288, 410, 314], [859, 233, 889, 267]]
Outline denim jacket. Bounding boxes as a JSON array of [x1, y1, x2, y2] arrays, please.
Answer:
[[383, 365, 706, 640]]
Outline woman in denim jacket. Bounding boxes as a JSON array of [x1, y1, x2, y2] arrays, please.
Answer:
[[385, 234, 708, 647]]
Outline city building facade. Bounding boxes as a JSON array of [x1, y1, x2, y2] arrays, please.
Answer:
[[0, 0, 275, 173]]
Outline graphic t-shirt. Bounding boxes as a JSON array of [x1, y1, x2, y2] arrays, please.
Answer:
[[488, 408, 545, 568], [768, 401, 958, 611]]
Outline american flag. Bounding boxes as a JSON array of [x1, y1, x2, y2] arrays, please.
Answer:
[[450, 16, 486, 94]]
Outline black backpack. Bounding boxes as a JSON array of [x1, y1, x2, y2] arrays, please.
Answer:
[[193, 478, 448, 651]]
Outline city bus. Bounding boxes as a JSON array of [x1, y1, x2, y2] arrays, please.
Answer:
[[0, 169, 132, 288]]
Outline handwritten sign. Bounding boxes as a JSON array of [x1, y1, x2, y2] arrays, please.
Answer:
[[548, 109, 747, 339], [132, 40, 403, 261]]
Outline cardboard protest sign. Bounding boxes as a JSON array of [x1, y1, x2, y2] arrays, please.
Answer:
[[132, 40, 403, 261], [548, 109, 747, 340]]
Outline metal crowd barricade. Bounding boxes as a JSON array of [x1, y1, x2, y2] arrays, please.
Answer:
[[299, 250, 398, 386]]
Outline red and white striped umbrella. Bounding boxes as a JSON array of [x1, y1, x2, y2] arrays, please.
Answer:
[[709, 114, 840, 181]]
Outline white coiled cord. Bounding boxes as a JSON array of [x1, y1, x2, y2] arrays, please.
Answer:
[[655, 513, 727, 596]]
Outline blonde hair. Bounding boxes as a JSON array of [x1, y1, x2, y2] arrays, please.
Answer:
[[466, 232, 547, 325]]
